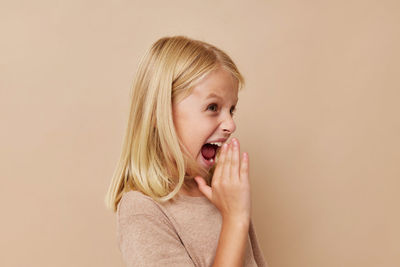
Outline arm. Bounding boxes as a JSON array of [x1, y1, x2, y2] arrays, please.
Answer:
[[212, 216, 250, 267], [195, 139, 253, 266], [118, 213, 195, 267], [249, 219, 269, 267]]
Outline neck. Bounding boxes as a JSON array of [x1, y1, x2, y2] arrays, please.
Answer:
[[179, 178, 204, 197]]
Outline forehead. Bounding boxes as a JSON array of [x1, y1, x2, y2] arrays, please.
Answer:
[[191, 68, 239, 101]]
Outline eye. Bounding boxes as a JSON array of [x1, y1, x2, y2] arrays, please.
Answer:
[[230, 106, 236, 116], [207, 103, 218, 112]]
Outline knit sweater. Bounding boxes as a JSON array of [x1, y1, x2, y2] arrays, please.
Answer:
[[116, 190, 268, 267]]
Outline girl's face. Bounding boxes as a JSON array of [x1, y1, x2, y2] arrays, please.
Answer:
[[172, 67, 239, 170]]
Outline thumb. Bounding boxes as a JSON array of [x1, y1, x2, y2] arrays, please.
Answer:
[[194, 176, 212, 200]]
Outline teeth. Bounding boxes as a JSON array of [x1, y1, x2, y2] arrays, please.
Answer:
[[208, 142, 222, 147]]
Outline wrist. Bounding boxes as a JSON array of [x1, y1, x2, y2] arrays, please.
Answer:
[[222, 215, 250, 228]]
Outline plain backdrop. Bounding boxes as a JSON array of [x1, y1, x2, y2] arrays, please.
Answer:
[[1, 0, 399, 266]]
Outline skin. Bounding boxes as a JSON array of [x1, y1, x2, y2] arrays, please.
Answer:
[[172, 66, 251, 220], [204, 140, 251, 267], [172, 67, 238, 196], [196, 139, 252, 222], [173, 66, 252, 266]]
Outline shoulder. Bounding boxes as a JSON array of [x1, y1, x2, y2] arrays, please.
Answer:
[[116, 191, 196, 266], [117, 190, 167, 221]]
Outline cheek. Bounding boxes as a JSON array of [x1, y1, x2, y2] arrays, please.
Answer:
[[173, 113, 216, 157], [173, 115, 193, 140], [185, 131, 208, 158], [176, 127, 202, 157]]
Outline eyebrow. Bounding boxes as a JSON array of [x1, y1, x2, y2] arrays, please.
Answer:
[[206, 93, 238, 103]]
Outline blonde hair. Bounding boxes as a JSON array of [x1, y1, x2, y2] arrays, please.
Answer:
[[104, 35, 245, 212]]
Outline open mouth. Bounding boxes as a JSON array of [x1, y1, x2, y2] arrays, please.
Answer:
[[200, 142, 223, 167]]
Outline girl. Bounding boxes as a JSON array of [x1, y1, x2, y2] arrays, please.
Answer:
[[105, 35, 268, 267]]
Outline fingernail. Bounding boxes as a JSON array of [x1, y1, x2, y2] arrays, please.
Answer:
[[233, 139, 238, 146]]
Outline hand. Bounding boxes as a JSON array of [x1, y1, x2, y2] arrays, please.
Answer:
[[194, 138, 251, 223]]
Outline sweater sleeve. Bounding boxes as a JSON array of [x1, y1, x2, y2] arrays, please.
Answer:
[[249, 219, 268, 267], [118, 213, 196, 267]]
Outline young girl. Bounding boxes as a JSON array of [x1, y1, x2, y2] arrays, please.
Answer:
[[105, 35, 268, 267]]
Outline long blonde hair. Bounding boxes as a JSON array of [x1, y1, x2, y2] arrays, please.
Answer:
[[104, 35, 245, 212]]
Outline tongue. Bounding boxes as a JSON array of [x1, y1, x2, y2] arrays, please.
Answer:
[[201, 144, 216, 159]]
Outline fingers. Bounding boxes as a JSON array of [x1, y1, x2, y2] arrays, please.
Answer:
[[213, 138, 249, 183], [212, 142, 228, 183], [222, 141, 233, 180], [194, 176, 212, 200], [239, 152, 249, 182], [230, 138, 240, 179]]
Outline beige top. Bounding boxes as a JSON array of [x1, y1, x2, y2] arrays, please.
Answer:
[[117, 190, 268, 267]]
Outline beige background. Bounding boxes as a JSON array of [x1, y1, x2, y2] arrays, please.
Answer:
[[1, 0, 399, 266]]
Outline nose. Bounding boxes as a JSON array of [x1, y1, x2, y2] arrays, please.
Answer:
[[221, 114, 236, 134]]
